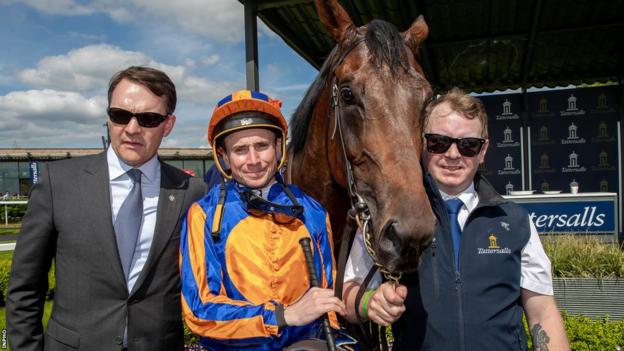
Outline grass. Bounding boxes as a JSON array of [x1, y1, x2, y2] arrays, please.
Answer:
[[0, 251, 13, 261], [543, 236, 624, 278], [0, 226, 20, 236]]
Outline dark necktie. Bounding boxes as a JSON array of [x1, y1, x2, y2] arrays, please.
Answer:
[[444, 198, 463, 270], [114, 168, 143, 281]]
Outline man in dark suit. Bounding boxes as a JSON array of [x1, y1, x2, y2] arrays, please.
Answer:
[[7, 66, 206, 351]]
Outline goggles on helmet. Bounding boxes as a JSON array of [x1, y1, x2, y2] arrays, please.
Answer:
[[208, 90, 288, 179]]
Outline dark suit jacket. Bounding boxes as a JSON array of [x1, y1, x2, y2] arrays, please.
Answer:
[[6, 152, 206, 351]]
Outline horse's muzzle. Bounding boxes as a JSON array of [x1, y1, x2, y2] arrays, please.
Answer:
[[376, 218, 435, 273]]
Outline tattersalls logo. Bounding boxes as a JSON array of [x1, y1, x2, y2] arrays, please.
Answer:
[[600, 179, 609, 192], [478, 162, 493, 176], [533, 125, 555, 145], [534, 152, 555, 174], [505, 181, 514, 195], [562, 150, 586, 173], [561, 122, 586, 144], [597, 93, 608, 109], [591, 92, 615, 114], [478, 233, 511, 254], [497, 126, 520, 148], [533, 96, 555, 117], [529, 206, 606, 231], [592, 150, 616, 171], [496, 99, 520, 120], [538, 97, 549, 113], [591, 121, 615, 143], [541, 180, 550, 192], [498, 154, 521, 175], [560, 94, 586, 116]]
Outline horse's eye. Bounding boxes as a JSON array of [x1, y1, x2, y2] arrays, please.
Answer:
[[340, 88, 355, 103]]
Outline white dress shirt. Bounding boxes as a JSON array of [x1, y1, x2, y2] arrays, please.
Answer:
[[107, 147, 160, 293], [344, 182, 554, 295]]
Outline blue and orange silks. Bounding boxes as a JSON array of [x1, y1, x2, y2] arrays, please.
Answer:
[[180, 180, 338, 350]]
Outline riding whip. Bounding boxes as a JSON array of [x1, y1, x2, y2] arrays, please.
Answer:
[[299, 237, 337, 351]]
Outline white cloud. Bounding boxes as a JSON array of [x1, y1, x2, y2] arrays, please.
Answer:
[[0, 89, 107, 147], [202, 54, 220, 66], [0, 89, 104, 123], [9, 0, 253, 44], [3, 43, 238, 147], [129, 0, 245, 43], [8, 0, 94, 15], [18, 44, 235, 104], [177, 75, 233, 105], [19, 44, 150, 92]]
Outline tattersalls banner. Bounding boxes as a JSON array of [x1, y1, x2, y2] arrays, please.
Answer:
[[528, 86, 620, 193], [29, 161, 39, 186], [478, 94, 523, 195]]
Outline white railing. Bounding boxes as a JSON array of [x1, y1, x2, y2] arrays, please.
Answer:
[[0, 200, 28, 226]]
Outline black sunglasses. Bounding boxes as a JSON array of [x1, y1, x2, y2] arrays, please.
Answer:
[[424, 133, 486, 157], [107, 107, 168, 128]]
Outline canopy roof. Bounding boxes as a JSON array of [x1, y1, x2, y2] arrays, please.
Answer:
[[243, 0, 624, 92]]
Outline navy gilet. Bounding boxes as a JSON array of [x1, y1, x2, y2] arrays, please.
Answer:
[[393, 174, 532, 351]]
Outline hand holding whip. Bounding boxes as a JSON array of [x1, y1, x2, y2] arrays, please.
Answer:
[[299, 237, 337, 351]]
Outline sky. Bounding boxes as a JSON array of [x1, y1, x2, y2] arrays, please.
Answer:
[[0, 0, 319, 149]]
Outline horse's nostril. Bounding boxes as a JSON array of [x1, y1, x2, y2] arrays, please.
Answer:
[[378, 220, 402, 253]]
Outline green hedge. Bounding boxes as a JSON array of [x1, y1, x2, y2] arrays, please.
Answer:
[[0, 204, 27, 224], [0, 259, 11, 304], [525, 312, 624, 350], [0, 253, 55, 305], [565, 313, 624, 350]]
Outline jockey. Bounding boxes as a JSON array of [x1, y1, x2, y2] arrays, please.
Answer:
[[180, 90, 352, 350]]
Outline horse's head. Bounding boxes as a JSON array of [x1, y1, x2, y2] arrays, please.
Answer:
[[315, 0, 436, 273]]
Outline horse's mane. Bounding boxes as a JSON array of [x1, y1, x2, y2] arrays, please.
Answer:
[[365, 19, 410, 72], [289, 19, 411, 153]]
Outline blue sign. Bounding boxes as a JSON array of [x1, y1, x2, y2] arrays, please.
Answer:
[[528, 86, 620, 193], [519, 200, 615, 234], [29, 161, 39, 185], [479, 94, 523, 194]]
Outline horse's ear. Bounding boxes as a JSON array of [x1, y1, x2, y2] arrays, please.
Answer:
[[402, 15, 429, 54], [315, 0, 354, 42]]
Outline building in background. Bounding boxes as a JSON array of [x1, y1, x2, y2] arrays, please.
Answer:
[[0, 148, 213, 196]]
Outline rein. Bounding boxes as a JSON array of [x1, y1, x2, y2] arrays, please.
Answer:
[[328, 40, 402, 286]]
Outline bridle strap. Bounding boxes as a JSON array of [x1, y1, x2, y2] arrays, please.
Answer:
[[328, 39, 402, 287], [331, 80, 360, 203], [335, 210, 358, 300]]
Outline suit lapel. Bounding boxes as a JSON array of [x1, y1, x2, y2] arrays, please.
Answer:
[[130, 162, 187, 296], [81, 152, 127, 287]]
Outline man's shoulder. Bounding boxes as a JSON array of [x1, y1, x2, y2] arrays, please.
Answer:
[[160, 162, 208, 197], [45, 152, 105, 173]]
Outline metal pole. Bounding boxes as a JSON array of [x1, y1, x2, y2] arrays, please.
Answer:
[[521, 86, 531, 190], [5, 204, 8, 226], [244, 0, 260, 91]]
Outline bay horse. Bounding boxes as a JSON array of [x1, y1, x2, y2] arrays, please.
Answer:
[[287, 0, 436, 275]]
